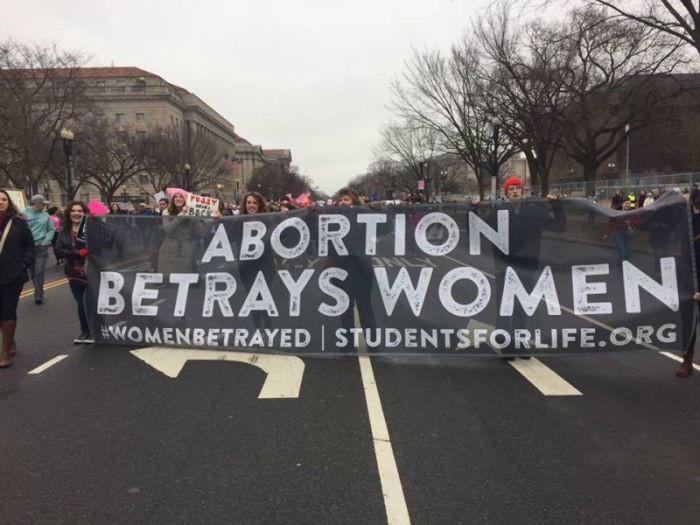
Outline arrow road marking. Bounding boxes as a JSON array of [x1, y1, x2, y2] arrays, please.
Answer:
[[130, 347, 305, 399]]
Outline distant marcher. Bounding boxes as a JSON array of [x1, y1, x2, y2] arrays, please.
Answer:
[[48, 206, 63, 265], [611, 190, 624, 211], [55, 201, 93, 344], [602, 199, 639, 264], [587, 192, 598, 223], [643, 188, 660, 207], [0, 190, 35, 368], [22, 195, 54, 304]]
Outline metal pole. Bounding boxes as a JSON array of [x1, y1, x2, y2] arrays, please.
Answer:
[[625, 123, 630, 187], [491, 124, 500, 199]]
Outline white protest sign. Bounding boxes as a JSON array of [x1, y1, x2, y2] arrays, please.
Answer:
[[3, 189, 26, 210], [166, 188, 219, 217]]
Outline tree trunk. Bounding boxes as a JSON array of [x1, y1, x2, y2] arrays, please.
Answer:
[[583, 163, 598, 196]]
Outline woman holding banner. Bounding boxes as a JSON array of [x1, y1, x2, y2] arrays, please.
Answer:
[[677, 190, 700, 377], [239, 192, 276, 330], [0, 190, 35, 368], [158, 191, 204, 274], [331, 188, 377, 349], [55, 201, 93, 344]]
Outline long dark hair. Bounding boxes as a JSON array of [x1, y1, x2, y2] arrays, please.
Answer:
[[167, 191, 187, 216], [241, 192, 267, 215], [62, 201, 88, 232], [0, 189, 20, 217]]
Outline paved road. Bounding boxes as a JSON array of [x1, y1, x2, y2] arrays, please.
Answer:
[[1, 262, 699, 524]]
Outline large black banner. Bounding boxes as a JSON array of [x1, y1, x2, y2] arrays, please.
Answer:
[[85, 193, 696, 355]]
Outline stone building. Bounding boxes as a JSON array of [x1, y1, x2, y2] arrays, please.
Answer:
[[8, 66, 292, 206]]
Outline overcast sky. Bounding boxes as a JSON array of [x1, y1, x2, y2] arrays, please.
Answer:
[[3, 0, 503, 194]]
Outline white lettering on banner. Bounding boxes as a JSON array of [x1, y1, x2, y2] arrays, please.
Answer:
[[394, 214, 406, 256], [271, 217, 310, 259], [318, 214, 350, 256], [357, 214, 387, 255], [240, 221, 266, 260], [170, 273, 199, 317], [203, 273, 236, 317], [623, 258, 679, 313], [132, 273, 163, 316], [439, 267, 491, 317], [202, 223, 235, 262], [469, 210, 509, 256], [239, 271, 279, 317], [414, 213, 459, 256], [194, 212, 514, 260], [278, 269, 314, 316], [572, 264, 612, 315], [97, 272, 125, 314], [374, 267, 433, 316], [318, 267, 349, 316], [500, 266, 561, 316]]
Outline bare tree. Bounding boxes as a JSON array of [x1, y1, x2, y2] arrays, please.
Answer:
[[146, 124, 227, 194], [75, 116, 150, 205], [590, 1, 700, 57], [392, 39, 516, 198], [247, 163, 313, 200], [478, 1, 574, 195], [0, 40, 92, 195], [554, 6, 686, 190], [378, 120, 443, 199]]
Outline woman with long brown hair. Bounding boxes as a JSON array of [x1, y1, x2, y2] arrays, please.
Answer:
[[238, 192, 276, 329], [55, 201, 93, 344], [0, 189, 35, 367]]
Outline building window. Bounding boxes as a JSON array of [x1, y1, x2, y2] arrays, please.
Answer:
[[139, 175, 149, 184], [115, 113, 124, 123], [136, 113, 145, 122], [136, 130, 146, 140], [111, 80, 126, 94]]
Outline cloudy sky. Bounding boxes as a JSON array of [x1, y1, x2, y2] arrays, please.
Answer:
[[3, 0, 501, 193]]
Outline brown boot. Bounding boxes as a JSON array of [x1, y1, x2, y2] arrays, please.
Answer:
[[0, 320, 16, 368], [675, 355, 694, 378], [5, 320, 17, 356]]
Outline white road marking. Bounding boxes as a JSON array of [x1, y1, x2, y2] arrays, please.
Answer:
[[28, 355, 69, 375], [508, 358, 583, 396], [130, 347, 305, 399], [466, 319, 583, 396], [658, 351, 700, 371], [355, 309, 411, 525]]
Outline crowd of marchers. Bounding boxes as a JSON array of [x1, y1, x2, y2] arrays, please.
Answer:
[[0, 176, 697, 377]]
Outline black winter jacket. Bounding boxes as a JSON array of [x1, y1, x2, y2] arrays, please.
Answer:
[[0, 215, 35, 284], [55, 229, 87, 281]]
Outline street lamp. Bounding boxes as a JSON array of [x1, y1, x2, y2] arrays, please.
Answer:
[[215, 182, 224, 199], [183, 163, 191, 191], [491, 118, 501, 199], [624, 123, 631, 187], [60, 128, 75, 204]]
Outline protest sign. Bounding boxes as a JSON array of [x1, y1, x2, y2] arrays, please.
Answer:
[[3, 189, 26, 210], [166, 188, 219, 216], [86, 193, 696, 356]]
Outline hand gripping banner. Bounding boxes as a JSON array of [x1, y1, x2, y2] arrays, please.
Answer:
[[85, 192, 696, 356]]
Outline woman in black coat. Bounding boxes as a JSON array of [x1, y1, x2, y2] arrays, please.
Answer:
[[55, 201, 93, 344], [0, 190, 35, 368]]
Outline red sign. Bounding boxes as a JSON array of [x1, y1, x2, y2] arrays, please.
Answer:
[[417, 180, 425, 190]]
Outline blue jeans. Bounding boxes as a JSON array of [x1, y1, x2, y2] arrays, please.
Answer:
[[68, 281, 89, 334], [31, 245, 49, 300]]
